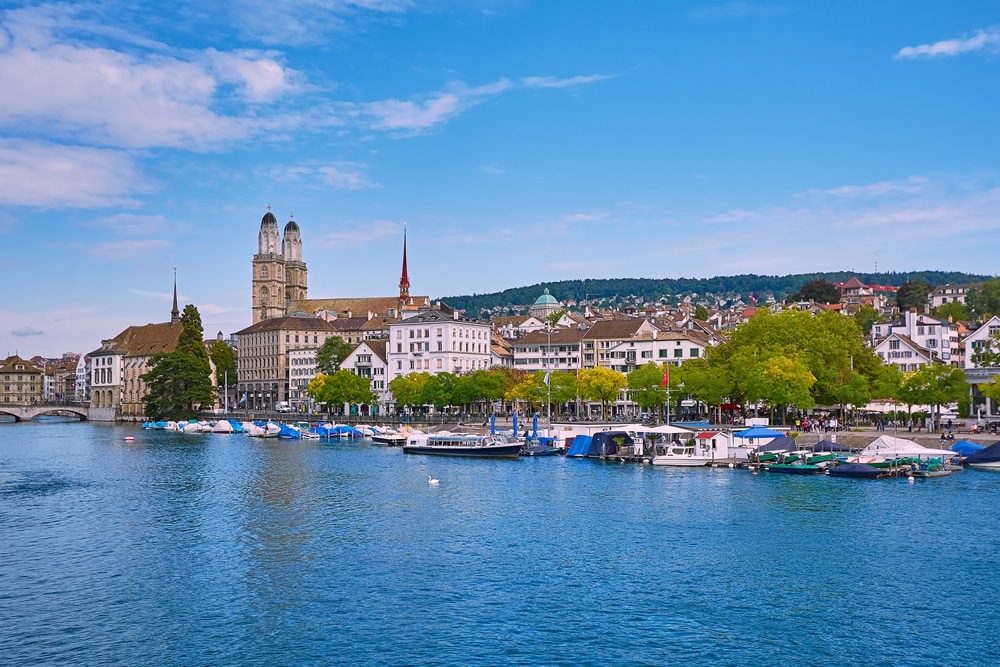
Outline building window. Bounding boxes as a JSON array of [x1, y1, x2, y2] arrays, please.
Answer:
[[690, 348, 699, 357], [889, 339, 900, 350], [674, 349, 683, 357]]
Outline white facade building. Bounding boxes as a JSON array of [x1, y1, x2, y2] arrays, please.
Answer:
[[874, 333, 933, 372], [881, 308, 961, 367], [342, 340, 390, 411], [287, 347, 319, 409], [964, 315, 1000, 369], [386, 308, 492, 383]]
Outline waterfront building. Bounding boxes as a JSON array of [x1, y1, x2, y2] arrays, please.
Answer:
[[252, 207, 308, 324], [287, 347, 319, 410], [580, 319, 656, 370], [873, 332, 934, 372], [75, 355, 90, 403], [342, 340, 390, 413], [964, 315, 1000, 369], [87, 281, 183, 419], [42, 358, 79, 403], [234, 314, 338, 410], [386, 305, 492, 384], [490, 333, 514, 368], [606, 330, 710, 374], [875, 308, 962, 367], [0, 355, 44, 406], [511, 327, 585, 373]]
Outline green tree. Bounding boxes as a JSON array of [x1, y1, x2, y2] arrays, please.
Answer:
[[932, 301, 969, 323], [421, 373, 458, 410], [870, 363, 904, 401], [853, 304, 881, 337], [548, 370, 579, 409], [546, 309, 568, 326], [628, 362, 669, 417], [899, 364, 968, 430], [208, 339, 237, 383], [578, 367, 627, 420], [505, 372, 546, 412], [142, 304, 214, 420], [388, 372, 429, 409], [316, 336, 354, 373], [307, 370, 376, 414], [675, 357, 733, 420], [831, 371, 871, 420], [694, 305, 710, 320], [978, 375, 1000, 405], [896, 280, 933, 312], [968, 278, 1000, 321], [744, 355, 815, 422], [791, 279, 841, 304]]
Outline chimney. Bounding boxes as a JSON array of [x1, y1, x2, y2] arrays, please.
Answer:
[[453, 311, 459, 320]]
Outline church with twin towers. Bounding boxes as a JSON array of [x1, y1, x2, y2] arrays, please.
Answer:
[[251, 206, 428, 325]]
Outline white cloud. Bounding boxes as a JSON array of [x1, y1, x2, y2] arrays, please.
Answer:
[[705, 208, 760, 223], [562, 212, 608, 222], [12, 326, 45, 337], [820, 176, 928, 198], [0, 6, 301, 150], [205, 49, 301, 103], [0, 140, 146, 208], [317, 165, 379, 190], [97, 214, 170, 236], [522, 74, 612, 89], [226, 0, 414, 45], [89, 239, 171, 258], [314, 219, 400, 248], [895, 26, 1000, 59], [479, 164, 505, 175]]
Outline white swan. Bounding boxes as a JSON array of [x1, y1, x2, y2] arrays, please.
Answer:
[[428, 475, 439, 486]]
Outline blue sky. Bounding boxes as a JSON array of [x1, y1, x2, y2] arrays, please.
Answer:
[[2, 1, 999, 357]]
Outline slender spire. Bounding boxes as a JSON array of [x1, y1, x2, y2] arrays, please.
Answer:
[[399, 223, 410, 304], [171, 268, 180, 323]]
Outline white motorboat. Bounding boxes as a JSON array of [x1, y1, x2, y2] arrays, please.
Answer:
[[651, 443, 714, 467]]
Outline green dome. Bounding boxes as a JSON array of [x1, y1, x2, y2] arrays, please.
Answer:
[[534, 288, 558, 305]]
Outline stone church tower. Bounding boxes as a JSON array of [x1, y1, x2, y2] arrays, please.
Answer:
[[252, 207, 308, 324]]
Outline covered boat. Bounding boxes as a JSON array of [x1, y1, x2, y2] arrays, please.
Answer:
[[950, 440, 984, 459], [812, 439, 853, 452], [565, 435, 593, 457], [858, 435, 956, 461], [964, 441, 1000, 469], [828, 462, 883, 479]]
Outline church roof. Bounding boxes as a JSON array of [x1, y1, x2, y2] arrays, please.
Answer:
[[234, 315, 338, 336], [534, 288, 559, 305], [290, 296, 430, 318], [89, 322, 183, 358], [261, 210, 278, 226]]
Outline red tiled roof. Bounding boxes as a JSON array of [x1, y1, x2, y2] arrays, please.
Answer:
[[695, 431, 719, 439]]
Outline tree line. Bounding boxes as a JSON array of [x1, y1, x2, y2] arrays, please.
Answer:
[[441, 271, 991, 315]]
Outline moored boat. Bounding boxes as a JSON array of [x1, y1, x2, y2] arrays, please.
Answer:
[[403, 433, 522, 458], [828, 462, 883, 479], [766, 463, 823, 474], [651, 443, 712, 467], [964, 441, 1000, 470]]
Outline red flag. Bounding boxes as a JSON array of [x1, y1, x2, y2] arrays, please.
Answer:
[[661, 365, 669, 387]]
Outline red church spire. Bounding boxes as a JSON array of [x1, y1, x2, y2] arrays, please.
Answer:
[[399, 224, 410, 304]]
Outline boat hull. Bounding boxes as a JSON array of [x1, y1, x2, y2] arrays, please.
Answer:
[[371, 434, 406, 446], [766, 464, 823, 474], [403, 443, 523, 458], [651, 457, 712, 467]]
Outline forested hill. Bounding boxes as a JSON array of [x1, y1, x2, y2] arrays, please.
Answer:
[[440, 271, 993, 315]]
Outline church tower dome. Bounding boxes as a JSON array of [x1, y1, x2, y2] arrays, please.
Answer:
[[258, 206, 280, 255]]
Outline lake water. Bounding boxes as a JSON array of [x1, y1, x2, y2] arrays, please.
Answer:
[[2, 420, 998, 666]]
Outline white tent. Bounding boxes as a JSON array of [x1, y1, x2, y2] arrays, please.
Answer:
[[642, 424, 696, 435], [859, 435, 955, 459]]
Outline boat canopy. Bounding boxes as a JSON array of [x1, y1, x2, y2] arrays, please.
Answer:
[[963, 441, 1000, 465], [859, 435, 955, 459], [950, 440, 985, 457], [753, 436, 797, 452], [565, 435, 593, 457], [588, 431, 632, 457], [734, 426, 783, 439], [813, 439, 853, 452], [643, 424, 694, 435]]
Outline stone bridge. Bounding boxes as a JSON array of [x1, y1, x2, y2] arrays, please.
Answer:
[[0, 404, 92, 422]]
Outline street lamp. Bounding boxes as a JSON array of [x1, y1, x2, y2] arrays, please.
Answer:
[[546, 322, 552, 423]]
